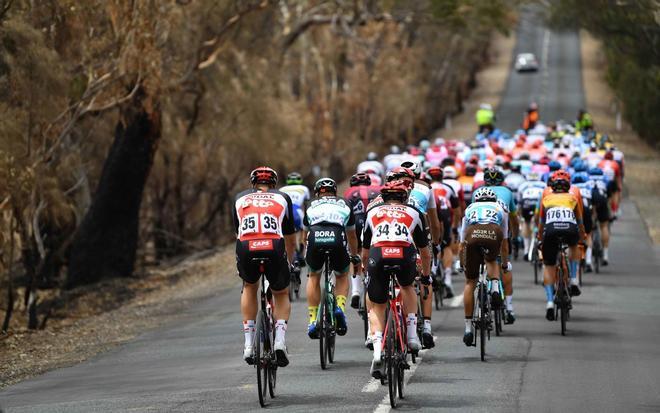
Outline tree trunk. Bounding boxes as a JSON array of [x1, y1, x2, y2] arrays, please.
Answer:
[[67, 90, 161, 288]]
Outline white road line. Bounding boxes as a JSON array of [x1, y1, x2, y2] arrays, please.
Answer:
[[361, 378, 380, 393], [449, 294, 464, 308], [368, 337, 437, 412]]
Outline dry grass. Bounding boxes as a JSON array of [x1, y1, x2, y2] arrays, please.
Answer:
[[581, 31, 660, 244]]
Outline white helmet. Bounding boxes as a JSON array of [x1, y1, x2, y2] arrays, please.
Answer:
[[367, 151, 378, 161], [390, 145, 401, 154], [473, 187, 497, 203], [419, 139, 431, 151], [480, 103, 493, 111], [400, 161, 421, 178], [442, 166, 457, 179]]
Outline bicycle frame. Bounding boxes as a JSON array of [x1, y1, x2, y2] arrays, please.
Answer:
[[382, 268, 407, 359]]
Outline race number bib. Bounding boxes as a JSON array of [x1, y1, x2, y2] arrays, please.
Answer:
[[239, 213, 259, 236], [546, 207, 576, 225], [261, 213, 279, 234], [374, 220, 410, 242], [522, 187, 543, 200]]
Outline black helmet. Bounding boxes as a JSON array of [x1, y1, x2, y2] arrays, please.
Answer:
[[483, 167, 504, 186], [314, 177, 337, 195], [350, 172, 371, 187]]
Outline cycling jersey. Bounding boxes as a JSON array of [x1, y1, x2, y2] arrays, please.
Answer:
[[458, 176, 476, 204], [460, 201, 509, 241], [233, 189, 296, 241], [303, 196, 355, 230], [472, 185, 517, 214], [430, 182, 459, 212], [408, 181, 436, 213], [504, 173, 526, 195], [362, 204, 429, 248], [357, 160, 385, 177], [280, 184, 310, 230], [443, 178, 464, 206], [344, 185, 381, 217]]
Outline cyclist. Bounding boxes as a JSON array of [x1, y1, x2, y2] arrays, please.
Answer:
[[575, 109, 594, 132], [478, 167, 518, 324], [517, 172, 546, 259], [400, 160, 442, 348], [280, 172, 310, 263], [344, 173, 381, 308], [459, 164, 479, 206], [428, 166, 460, 297], [357, 152, 385, 185], [504, 162, 526, 197], [589, 167, 612, 265], [443, 165, 466, 277], [476, 103, 496, 134], [304, 178, 360, 339], [234, 166, 297, 367], [522, 102, 539, 132], [572, 171, 595, 271], [361, 179, 432, 377], [460, 187, 508, 346], [598, 150, 622, 219]]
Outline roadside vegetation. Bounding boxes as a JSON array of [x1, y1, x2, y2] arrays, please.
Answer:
[[548, 0, 660, 147], [0, 0, 518, 334]]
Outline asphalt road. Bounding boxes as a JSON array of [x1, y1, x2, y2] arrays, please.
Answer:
[[3, 7, 660, 413]]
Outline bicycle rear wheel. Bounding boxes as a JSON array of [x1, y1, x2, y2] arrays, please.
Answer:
[[387, 314, 398, 408], [255, 312, 268, 407], [478, 284, 487, 361], [494, 306, 502, 336], [319, 298, 328, 370]]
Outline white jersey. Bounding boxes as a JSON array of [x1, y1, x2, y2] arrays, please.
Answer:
[[280, 184, 310, 209], [408, 181, 436, 213], [362, 204, 428, 248], [383, 154, 406, 172]]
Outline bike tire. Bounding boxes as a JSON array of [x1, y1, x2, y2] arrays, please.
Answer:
[[387, 314, 398, 408], [319, 298, 327, 370], [494, 306, 502, 337], [255, 312, 268, 407], [560, 291, 568, 336], [533, 258, 539, 285], [479, 284, 487, 361], [268, 365, 277, 398]]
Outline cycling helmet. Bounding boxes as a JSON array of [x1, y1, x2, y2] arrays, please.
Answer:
[[526, 171, 541, 181], [572, 172, 589, 184], [550, 177, 570, 193], [419, 139, 431, 151], [548, 160, 562, 171], [427, 166, 443, 181], [314, 177, 337, 195], [510, 161, 522, 173], [251, 166, 278, 186], [465, 164, 478, 177], [483, 167, 504, 186], [390, 145, 401, 155], [442, 166, 457, 179], [286, 172, 303, 185], [604, 151, 614, 160], [573, 161, 587, 173], [473, 187, 497, 203], [400, 161, 422, 178], [419, 171, 432, 185], [381, 179, 409, 202], [589, 167, 604, 176], [367, 151, 379, 161], [538, 156, 550, 165], [350, 172, 371, 187], [386, 167, 415, 188], [550, 170, 571, 183]]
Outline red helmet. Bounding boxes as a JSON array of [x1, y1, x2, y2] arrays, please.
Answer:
[[350, 172, 371, 187], [427, 166, 443, 181], [381, 179, 409, 202], [550, 170, 571, 184], [250, 166, 278, 186], [538, 156, 550, 165], [604, 151, 614, 160], [386, 167, 415, 188]]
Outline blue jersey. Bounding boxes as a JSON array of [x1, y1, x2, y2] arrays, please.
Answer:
[[464, 202, 505, 226], [407, 182, 435, 213], [517, 180, 546, 209], [573, 182, 594, 209], [473, 185, 517, 214]]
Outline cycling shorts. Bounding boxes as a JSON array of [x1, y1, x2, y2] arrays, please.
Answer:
[[594, 200, 610, 223], [236, 238, 289, 291], [438, 209, 452, 248], [583, 206, 593, 234], [461, 224, 503, 280], [305, 225, 350, 273], [366, 245, 417, 304], [541, 223, 579, 265], [520, 200, 537, 222]]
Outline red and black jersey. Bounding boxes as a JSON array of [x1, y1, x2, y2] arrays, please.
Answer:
[[362, 203, 429, 249], [344, 185, 381, 217], [233, 189, 295, 241], [430, 182, 459, 212]]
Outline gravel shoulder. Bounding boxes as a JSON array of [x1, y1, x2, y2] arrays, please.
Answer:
[[580, 31, 660, 244], [0, 247, 239, 387]]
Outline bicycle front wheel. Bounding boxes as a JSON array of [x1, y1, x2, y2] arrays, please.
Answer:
[[255, 312, 268, 407], [479, 284, 487, 361]]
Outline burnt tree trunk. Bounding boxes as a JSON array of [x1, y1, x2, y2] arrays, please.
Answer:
[[67, 92, 161, 288]]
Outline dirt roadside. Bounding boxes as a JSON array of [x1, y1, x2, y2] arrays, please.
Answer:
[[438, 32, 516, 140], [580, 31, 660, 244]]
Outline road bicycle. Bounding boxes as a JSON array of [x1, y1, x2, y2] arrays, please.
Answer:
[[470, 247, 494, 361], [528, 228, 542, 285], [356, 272, 370, 341], [554, 240, 571, 336], [251, 257, 278, 407], [432, 252, 445, 310], [316, 249, 337, 370], [592, 224, 603, 273]]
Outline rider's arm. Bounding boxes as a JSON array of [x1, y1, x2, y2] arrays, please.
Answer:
[[281, 193, 296, 263], [345, 206, 359, 256], [412, 214, 431, 276], [428, 206, 442, 245], [361, 220, 373, 266]]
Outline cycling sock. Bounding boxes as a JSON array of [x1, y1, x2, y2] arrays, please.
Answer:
[[336, 295, 347, 312], [351, 275, 362, 296], [243, 320, 255, 347], [373, 331, 383, 359], [586, 247, 593, 265], [464, 318, 472, 333], [505, 296, 513, 311], [275, 320, 287, 342], [569, 260, 579, 279], [603, 248, 609, 260], [308, 306, 318, 325], [544, 284, 554, 302], [423, 319, 432, 333], [523, 237, 530, 254], [406, 314, 418, 338], [444, 268, 452, 286]]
